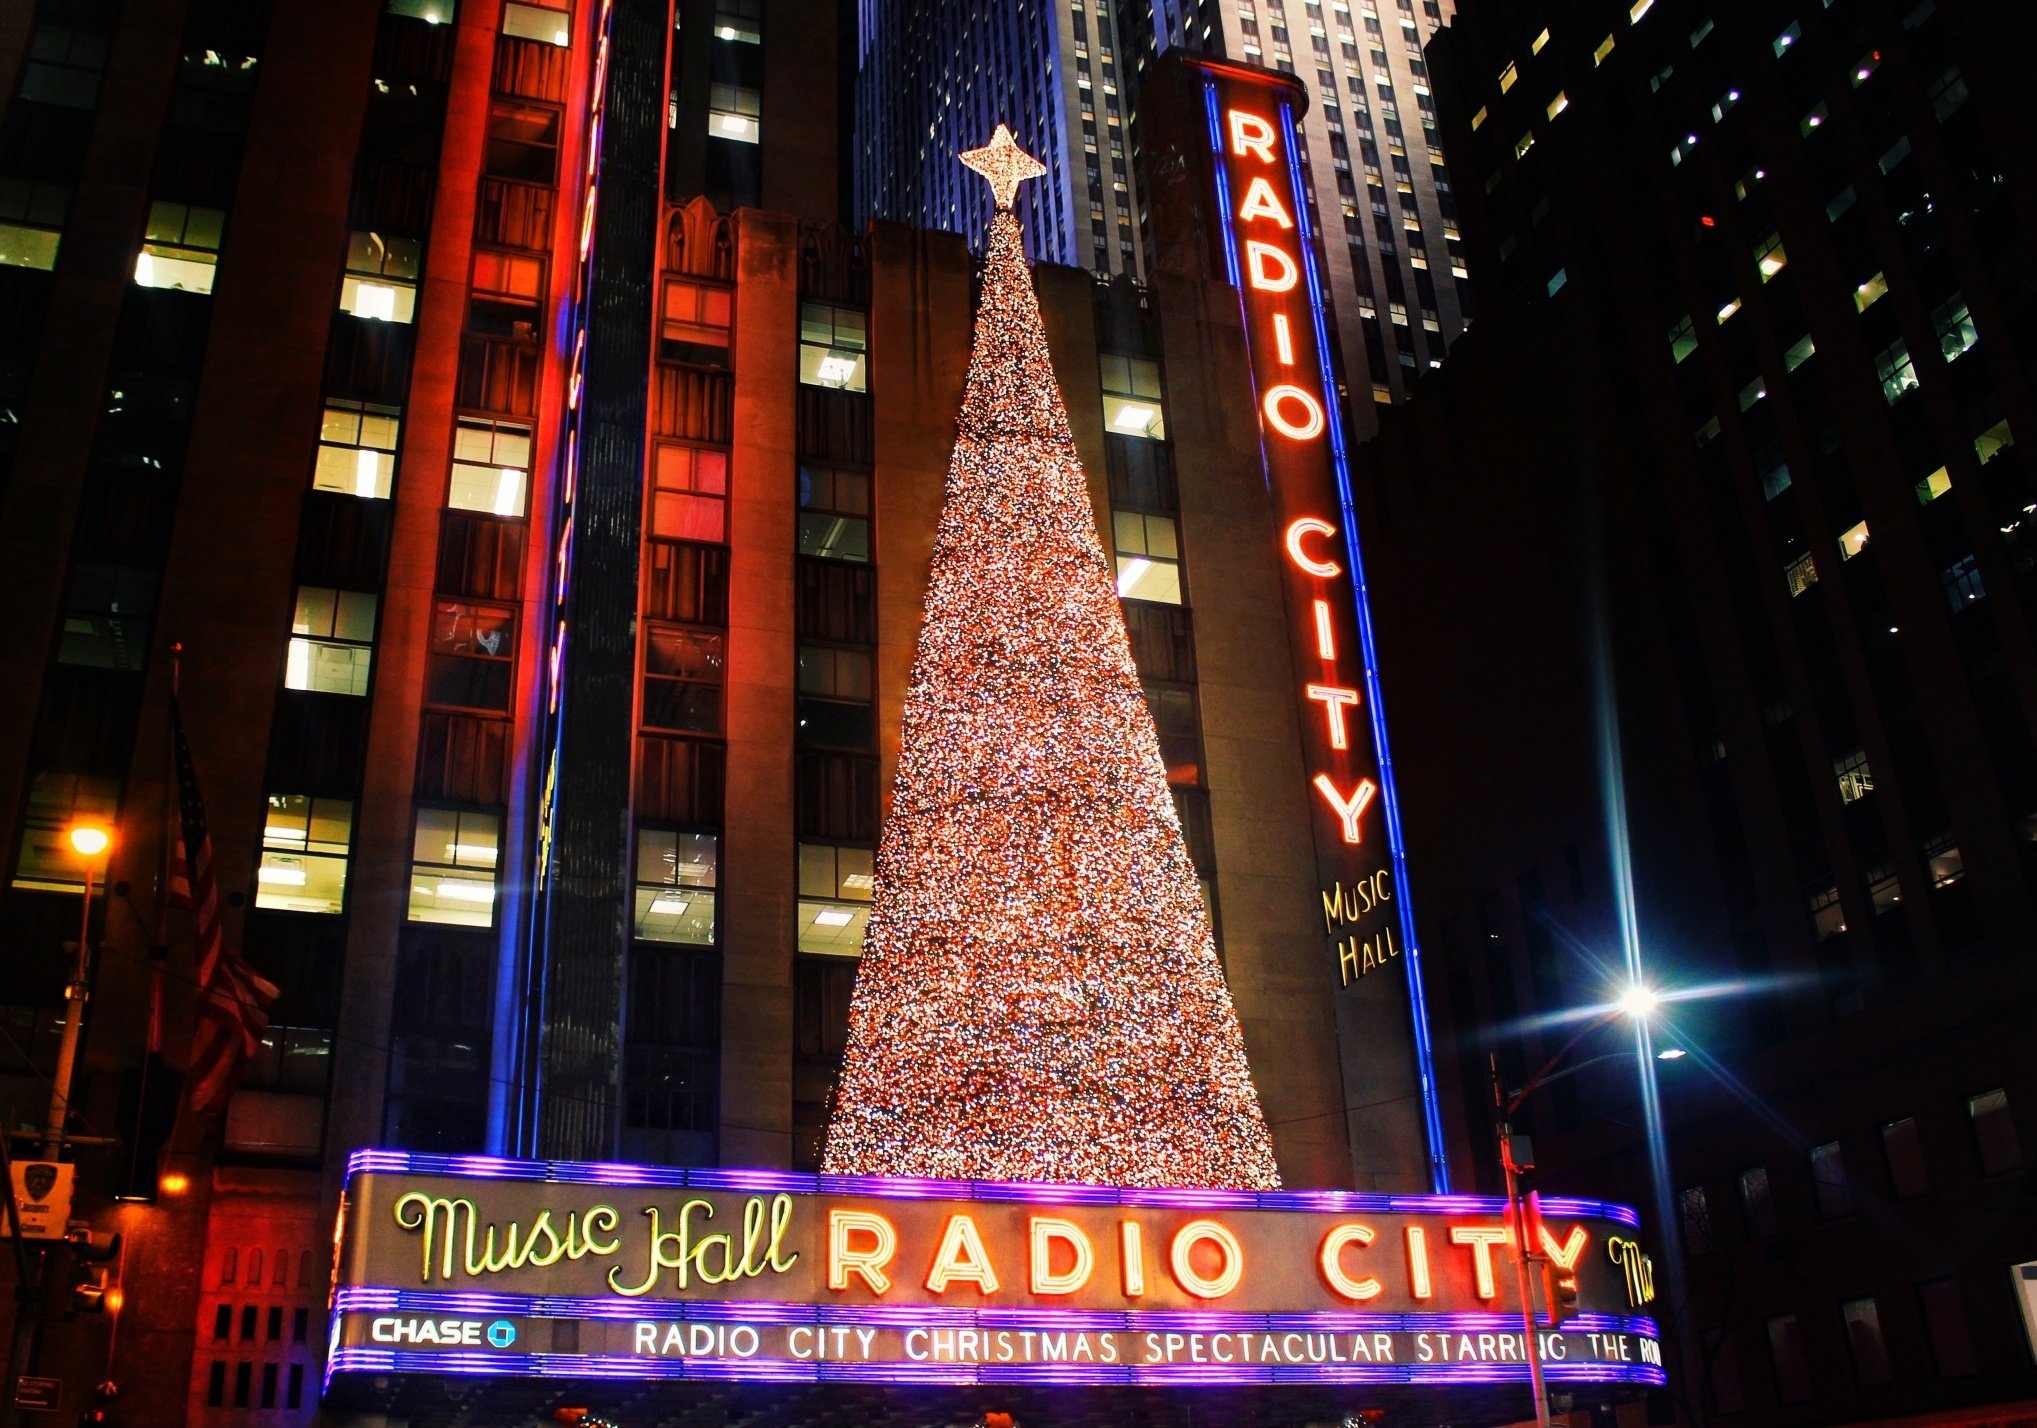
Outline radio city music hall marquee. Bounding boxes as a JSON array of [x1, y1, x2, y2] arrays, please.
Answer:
[[329, 1151, 1666, 1390]]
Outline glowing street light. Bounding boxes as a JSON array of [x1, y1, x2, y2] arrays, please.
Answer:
[[68, 823, 111, 859]]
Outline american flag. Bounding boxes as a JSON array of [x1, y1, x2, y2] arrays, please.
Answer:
[[171, 696, 278, 1115]]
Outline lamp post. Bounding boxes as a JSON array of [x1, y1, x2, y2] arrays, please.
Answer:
[[46, 823, 112, 1158], [1491, 985, 1660, 1428]]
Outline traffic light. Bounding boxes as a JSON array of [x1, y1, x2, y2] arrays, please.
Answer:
[[65, 1227, 121, 1260], [65, 1225, 121, 1314], [1543, 1259, 1580, 1322], [77, 1411, 109, 1428]]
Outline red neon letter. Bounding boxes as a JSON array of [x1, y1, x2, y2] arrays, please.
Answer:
[[828, 1210, 897, 1294], [1317, 1223, 1383, 1301], [1405, 1225, 1434, 1298], [1228, 109, 1277, 163], [1312, 599, 1336, 659], [1539, 1224, 1589, 1275], [1245, 240, 1299, 293], [1449, 1225, 1512, 1300], [1028, 1218, 1095, 1295], [925, 1214, 1000, 1294], [1284, 517, 1341, 577], [1263, 384, 1326, 439], [1306, 684, 1361, 749], [1168, 1220, 1244, 1299], [1238, 175, 1295, 228], [1313, 774, 1378, 843], [1273, 313, 1297, 365]]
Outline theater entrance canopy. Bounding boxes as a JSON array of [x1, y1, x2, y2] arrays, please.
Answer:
[[324, 1151, 1665, 1425]]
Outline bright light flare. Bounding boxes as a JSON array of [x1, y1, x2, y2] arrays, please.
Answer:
[[1617, 984, 1660, 1020], [68, 825, 111, 858]]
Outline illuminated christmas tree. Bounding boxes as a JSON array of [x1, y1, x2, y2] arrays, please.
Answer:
[[820, 128, 1281, 1189]]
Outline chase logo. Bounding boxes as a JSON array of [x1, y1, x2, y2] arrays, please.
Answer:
[[486, 1320, 517, 1349]]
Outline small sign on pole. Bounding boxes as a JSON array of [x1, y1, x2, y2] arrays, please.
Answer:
[[0, 1162, 76, 1240], [14, 1375, 62, 1411]]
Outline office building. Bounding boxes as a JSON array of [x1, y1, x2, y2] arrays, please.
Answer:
[[1351, 0, 2037, 1421], [0, 2, 1435, 1424], [855, 0, 1473, 431]]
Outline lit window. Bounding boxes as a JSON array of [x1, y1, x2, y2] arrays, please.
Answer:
[[1736, 1166, 1776, 1237], [797, 643, 874, 749], [503, 0, 570, 45], [1738, 376, 1765, 411], [286, 587, 376, 696], [1800, 102, 1828, 135], [1827, 186, 1857, 220], [1717, 296, 1742, 324], [11, 772, 117, 892], [662, 279, 732, 366], [1784, 551, 1817, 596], [1784, 333, 1815, 370], [1854, 271, 1887, 311], [1773, 21, 1800, 55], [651, 444, 728, 542], [1689, 15, 1713, 45], [642, 624, 725, 734], [1837, 521, 1869, 561], [1667, 314, 1696, 363], [1925, 832, 1963, 887], [1100, 353, 1166, 438], [387, 0, 451, 18], [1933, 296, 1977, 362], [448, 418, 532, 516], [1514, 131, 1534, 158], [407, 808, 500, 926], [340, 230, 421, 323], [799, 302, 867, 390], [1834, 749, 1873, 803], [1497, 61, 1517, 93], [1693, 416, 1720, 448], [134, 201, 223, 293], [315, 400, 399, 498], [1470, 105, 1486, 131], [1881, 1116, 1929, 1197], [1875, 341, 1918, 404], [711, 0, 761, 42], [708, 83, 761, 143], [1593, 33, 1615, 65], [1851, 50, 1880, 87], [0, 179, 68, 271], [1974, 419, 2015, 465], [1546, 267, 1567, 295], [798, 464, 871, 561], [1761, 460, 1792, 500], [257, 795, 353, 915], [1734, 166, 1764, 200], [470, 248, 544, 338], [1941, 554, 1985, 610], [1878, 135, 1911, 174], [1967, 1088, 2022, 1174], [798, 842, 874, 954], [1915, 466, 1952, 504], [1810, 1142, 1851, 1218], [1754, 232, 1786, 280], [1546, 91, 1567, 119], [634, 828, 718, 943], [1809, 885, 1844, 940], [1530, 27, 1549, 54], [427, 600, 515, 710], [1113, 511, 1182, 604], [1711, 88, 1739, 123], [1629, 0, 1652, 22]]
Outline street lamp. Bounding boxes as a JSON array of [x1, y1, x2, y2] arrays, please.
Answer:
[[47, 822, 113, 1157], [1492, 985, 1659, 1428]]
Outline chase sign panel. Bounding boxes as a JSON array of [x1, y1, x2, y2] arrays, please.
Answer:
[[330, 1151, 1666, 1388]]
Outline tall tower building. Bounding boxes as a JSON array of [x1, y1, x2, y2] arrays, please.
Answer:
[[855, 0, 1474, 432]]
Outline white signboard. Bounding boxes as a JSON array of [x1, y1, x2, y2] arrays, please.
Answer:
[[0, 1162, 74, 1241]]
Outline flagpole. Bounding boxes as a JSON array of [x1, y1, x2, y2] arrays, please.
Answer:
[[123, 645, 179, 1200]]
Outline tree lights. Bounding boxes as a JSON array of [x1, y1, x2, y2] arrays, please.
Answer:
[[818, 128, 1282, 1190]]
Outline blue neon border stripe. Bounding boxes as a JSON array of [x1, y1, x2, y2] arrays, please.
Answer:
[[1202, 76, 1448, 1191], [344, 1149, 1633, 1222]]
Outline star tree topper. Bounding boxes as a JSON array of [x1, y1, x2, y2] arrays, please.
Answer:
[[960, 124, 1047, 211]]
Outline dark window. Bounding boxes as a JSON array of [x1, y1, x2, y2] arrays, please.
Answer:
[[1810, 1141, 1851, 1217], [426, 600, 514, 710], [205, 1362, 225, 1408], [1738, 1166, 1777, 1236], [1703, 1328, 1745, 1414], [484, 101, 560, 183], [286, 1364, 304, 1409], [1967, 1088, 2022, 1174], [1679, 1186, 1713, 1254], [1917, 1279, 1976, 1377], [1766, 1314, 1813, 1403], [1841, 1297, 1892, 1386], [1882, 1117, 1930, 1197], [642, 625, 724, 735]]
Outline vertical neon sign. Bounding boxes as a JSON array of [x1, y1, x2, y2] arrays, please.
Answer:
[[1198, 66, 1448, 1193]]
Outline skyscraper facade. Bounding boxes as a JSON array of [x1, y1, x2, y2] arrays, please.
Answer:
[[855, 0, 1473, 432], [1349, 0, 2037, 1421], [0, 1, 1429, 1421]]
